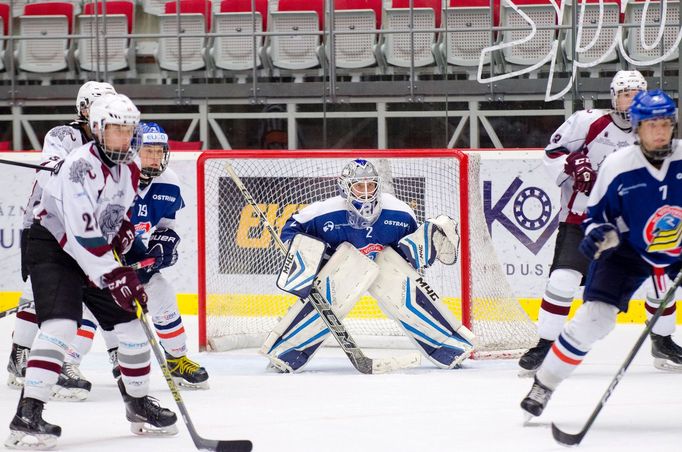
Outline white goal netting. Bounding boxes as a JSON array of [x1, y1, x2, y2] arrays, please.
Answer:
[[198, 150, 537, 358]]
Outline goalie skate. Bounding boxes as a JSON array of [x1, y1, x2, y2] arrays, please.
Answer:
[[6, 344, 29, 390], [5, 397, 61, 450], [51, 363, 91, 401], [118, 379, 178, 436], [165, 353, 209, 389], [651, 333, 682, 372]]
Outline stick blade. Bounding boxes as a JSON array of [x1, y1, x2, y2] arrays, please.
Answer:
[[551, 422, 585, 446], [197, 439, 253, 452], [371, 352, 422, 374]]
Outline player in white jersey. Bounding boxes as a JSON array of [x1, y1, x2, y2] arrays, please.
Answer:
[[262, 159, 474, 372], [517, 70, 682, 374], [521, 89, 682, 418], [55, 122, 209, 392], [7, 81, 117, 390], [5, 95, 177, 450]]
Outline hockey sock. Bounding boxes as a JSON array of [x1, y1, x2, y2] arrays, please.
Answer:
[[646, 268, 677, 337], [24, 318, 77, 402], [101, 327, 119, 349], [13, 305, 39, 348], [537, 269, 582, 341], [114, 319, 151, 398], [64, 308, 99, 365], [154, 313, 187, 358], [537, 301, 617, 389]]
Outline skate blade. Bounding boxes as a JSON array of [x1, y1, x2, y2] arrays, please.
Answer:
[[50, 386, 89, 402], [521, 410, 536, 426], [172, 376, 210, 390], [130, 422, 179, 436], [6, 375, 24, 390], [4, 430, 58, 450], [517, 368, 538, 378], [653, 357, 682, 372]]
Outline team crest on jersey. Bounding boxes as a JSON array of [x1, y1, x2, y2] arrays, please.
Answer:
[[99, 204, 126, 238], [49, 125, 76, 142], [69, 158, 95, 184], [135, 222, 151, 237], [358, 243, 384, 260], [644, 206, 682, 255]]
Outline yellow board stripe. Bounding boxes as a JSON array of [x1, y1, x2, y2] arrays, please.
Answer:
[[1, 292, 678, 324]]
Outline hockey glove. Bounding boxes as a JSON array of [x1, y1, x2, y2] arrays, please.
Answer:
[[102, 267, 148, 313], [146, 228, 180, 270], [564, 151, 596, 194], [111, 220, 136, 255], [579, 224, 620, 260]]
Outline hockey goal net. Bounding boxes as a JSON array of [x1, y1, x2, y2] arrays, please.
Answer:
[[197, 149, 537, 358]]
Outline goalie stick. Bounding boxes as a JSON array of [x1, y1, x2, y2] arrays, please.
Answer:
[[223, 162, 421, 374], [0, 258, 155, 320], [551, 268, 682, 446], [113, 252, 253, 452]]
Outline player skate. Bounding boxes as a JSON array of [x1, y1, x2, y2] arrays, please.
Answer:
[[165, 352, 209, 389], [651, 333, 682, 371], [117, 379, 178, 436], [5, 397, 61, 450], [518, 338, 553, 377], [7, 344, 29, 389], [520, 377, 553, 420], [51, 363, 92, 401]]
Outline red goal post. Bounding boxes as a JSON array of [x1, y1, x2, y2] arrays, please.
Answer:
[[197, 149, 538, 358]]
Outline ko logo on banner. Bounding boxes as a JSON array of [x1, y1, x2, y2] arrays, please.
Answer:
[[484, 177, 559, 255]]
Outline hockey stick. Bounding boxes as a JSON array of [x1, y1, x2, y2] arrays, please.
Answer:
[[0, 298, 34, 320], [113, 252, 253, 452], [223, 162, 421, 374], [551, 268, 682, 446], [0, 158, 56, 172]]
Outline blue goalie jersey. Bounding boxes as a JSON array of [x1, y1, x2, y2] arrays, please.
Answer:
[[130, 167, 185, 237], [280, 193, 418, 260], [585, 140, 682, 267]]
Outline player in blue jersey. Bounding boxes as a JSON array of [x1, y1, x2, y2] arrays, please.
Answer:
[[54, 122, 209, 393], [261, 159, 475, 372], [521, 89, 682, 418]]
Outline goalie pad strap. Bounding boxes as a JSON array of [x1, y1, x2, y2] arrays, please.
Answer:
[[369, 247, 475, 368], [262, 242, 379, 372]]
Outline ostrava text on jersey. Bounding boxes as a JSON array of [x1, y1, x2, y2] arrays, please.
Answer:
[[281, 193, 418, 259], [130, 167, 185, 237], [585, 140, 682, 267], [545, 109, 636, 224]]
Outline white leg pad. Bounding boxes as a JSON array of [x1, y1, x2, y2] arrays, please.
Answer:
[[260, 242, 379, 372], [369, 247, 475, 368]]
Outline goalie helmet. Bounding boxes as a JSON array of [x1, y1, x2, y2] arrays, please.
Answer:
[[76, 81, 117, 120], [610, 70, 647, 123], [338, 159, 382, 229], [630, 89, 677, 161], [139, 122, 170, 179], [89, 94, 141, 164]]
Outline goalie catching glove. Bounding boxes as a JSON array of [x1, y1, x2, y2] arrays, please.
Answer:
[[145, 228, 180, 271], [398, 215, 460, 269]]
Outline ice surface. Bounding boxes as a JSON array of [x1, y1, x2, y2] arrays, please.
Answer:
[[1, 315, 680, 451]]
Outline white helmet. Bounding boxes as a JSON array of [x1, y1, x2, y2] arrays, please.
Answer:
[[338, 159, 382, 229], [610, 70, 647, 122], [89, 94, 141, 164], [76, 81, 117, 120]]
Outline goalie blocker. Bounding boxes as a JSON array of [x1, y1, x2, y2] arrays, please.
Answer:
[[263, 227, 475, 372]]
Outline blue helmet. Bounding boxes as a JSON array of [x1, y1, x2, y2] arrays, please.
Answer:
[[630, 89, 677, 161], [138, 122, 170, 178]]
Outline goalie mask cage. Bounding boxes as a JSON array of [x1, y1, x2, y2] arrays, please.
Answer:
[[197, 149, 538, 359]]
